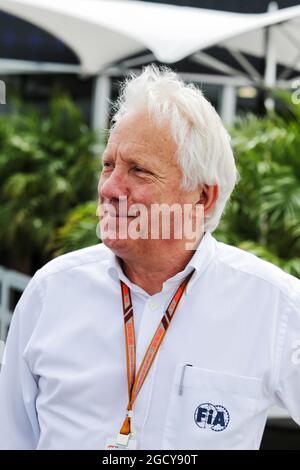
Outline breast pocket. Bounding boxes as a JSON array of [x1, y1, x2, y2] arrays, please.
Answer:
[[161, 365, 263, 450]]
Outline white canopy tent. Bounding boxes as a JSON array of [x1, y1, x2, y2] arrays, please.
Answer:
[[0, 0, 299, 125], [0, 0, 277, 74]]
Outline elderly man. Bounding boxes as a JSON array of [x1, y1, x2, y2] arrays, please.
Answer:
[[0, 66, 299, 450]]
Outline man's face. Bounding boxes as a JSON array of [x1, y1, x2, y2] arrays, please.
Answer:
[[97, 112, 201, 259]]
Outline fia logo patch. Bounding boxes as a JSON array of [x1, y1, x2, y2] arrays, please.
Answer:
[[194, 403, 230, 432]]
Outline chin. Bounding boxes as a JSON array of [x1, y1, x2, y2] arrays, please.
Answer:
[[99, 215, 138, 255], [102, 236, 134, 257]]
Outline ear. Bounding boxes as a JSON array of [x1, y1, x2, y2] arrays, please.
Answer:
[[198, 184, 219, 215]]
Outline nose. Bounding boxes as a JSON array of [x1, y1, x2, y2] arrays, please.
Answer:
[[98, 167, 128, 202]]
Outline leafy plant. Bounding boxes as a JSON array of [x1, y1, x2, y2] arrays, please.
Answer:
[[215, 94, 300, 278], [51, 201, 99, 257], [0, 94, 101, 273]]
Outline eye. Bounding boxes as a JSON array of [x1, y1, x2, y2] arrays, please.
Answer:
[[102, 161, 114, 169], [132, 166, 150, 175]]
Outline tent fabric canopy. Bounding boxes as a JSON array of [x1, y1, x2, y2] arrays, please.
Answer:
[[0, 0, 300, 76]]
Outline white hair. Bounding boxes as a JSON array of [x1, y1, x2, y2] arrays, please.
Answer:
[[111, 65, 237, 232]]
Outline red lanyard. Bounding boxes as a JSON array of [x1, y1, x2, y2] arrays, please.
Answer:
[[118, 269, 195, 443]]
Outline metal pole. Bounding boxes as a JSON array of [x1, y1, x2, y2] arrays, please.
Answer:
[[220, 85, 236, 125], [91, 74, 111, 134], [264, 2, 278, 111]]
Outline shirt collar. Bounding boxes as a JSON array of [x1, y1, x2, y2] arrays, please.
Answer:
[[169, 232, 216, 294], [107, 232, 216, 296]]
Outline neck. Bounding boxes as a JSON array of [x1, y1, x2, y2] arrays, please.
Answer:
[[120, 247, 196, 295]]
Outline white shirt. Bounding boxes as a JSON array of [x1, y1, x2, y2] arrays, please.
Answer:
[[0, 232, 300, 450]]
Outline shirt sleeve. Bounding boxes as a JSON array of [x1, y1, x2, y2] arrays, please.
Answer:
[[0, 273, 43, 449], [274, 291, 300, 426]]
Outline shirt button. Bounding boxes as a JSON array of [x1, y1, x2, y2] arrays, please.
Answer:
[[149, 301, 158, 311]]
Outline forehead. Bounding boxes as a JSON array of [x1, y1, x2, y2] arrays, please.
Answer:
[[104, 112, 177, 163]]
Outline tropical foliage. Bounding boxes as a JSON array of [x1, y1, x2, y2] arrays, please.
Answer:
[[0, 95, 100, 273], [215, 94, 300, 277], [51, 201, 99, 257]]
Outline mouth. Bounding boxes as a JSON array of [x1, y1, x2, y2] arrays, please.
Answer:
[[97, 202, 140, 219], [96, 198, 146, 223], [101, 212, 137, 219]]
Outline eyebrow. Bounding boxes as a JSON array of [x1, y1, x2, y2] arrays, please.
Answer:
[[102, 152, 151, 168]]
